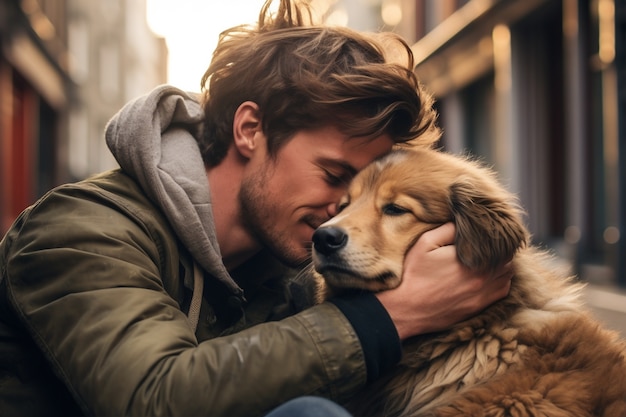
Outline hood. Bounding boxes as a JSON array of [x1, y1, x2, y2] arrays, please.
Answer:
[[105, 84, 243, 299]]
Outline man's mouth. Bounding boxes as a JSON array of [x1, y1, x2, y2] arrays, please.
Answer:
[[303, 214, 330, 231]]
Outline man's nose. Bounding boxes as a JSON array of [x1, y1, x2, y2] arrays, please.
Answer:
[[326, 202, 339, 218]]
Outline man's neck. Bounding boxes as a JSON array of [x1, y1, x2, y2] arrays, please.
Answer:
[[206, 148, 262, 271]]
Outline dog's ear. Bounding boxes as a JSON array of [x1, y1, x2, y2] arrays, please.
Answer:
[[449, 176, 528, 273]]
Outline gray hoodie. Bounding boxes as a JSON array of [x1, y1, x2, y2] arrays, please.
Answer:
[[105, 85, 245, 311]]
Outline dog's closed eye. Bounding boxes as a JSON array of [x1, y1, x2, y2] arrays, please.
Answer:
[[382, 203, 410, 216]]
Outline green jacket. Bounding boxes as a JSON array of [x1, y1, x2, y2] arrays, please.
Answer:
[[0, 86, 400, 416], [0, 169, 367, 416]]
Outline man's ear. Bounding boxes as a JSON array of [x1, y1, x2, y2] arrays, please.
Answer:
[[233, 101, 262, 159]]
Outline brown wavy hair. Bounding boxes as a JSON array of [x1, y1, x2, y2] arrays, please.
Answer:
[[199, 0, 440, 167]]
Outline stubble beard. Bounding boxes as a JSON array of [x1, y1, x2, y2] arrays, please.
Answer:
[[238, 164, 311, 268]]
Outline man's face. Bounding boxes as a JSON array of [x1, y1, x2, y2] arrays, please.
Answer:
[[239, 125, 394, 267]]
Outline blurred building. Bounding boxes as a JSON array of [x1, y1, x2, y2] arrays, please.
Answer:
[[334, 0, 625, 292], [0, 0, 69, 232], [0, 0, 167, 234], [65, 0, 167, 180]]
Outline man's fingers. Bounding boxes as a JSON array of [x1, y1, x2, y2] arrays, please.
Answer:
[[493, 261, 514, 284], [487, 262, 514, 300], [415, 223, 455, 250]]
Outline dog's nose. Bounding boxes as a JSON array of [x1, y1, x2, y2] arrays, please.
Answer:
[[312, 227, 348, 255]]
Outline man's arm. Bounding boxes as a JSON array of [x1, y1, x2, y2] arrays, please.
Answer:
[[1, 186, 369, 417]]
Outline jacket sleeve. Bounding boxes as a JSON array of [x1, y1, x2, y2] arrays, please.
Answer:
[[2, 184, 368, 417]]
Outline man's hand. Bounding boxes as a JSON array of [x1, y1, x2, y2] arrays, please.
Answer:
[[375, 223, 513, 340]]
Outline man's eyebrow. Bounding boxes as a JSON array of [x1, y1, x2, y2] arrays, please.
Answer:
[[317, 158, 359, 177]]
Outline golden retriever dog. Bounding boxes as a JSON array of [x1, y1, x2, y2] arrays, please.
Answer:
[[311, 147, 626, 417]]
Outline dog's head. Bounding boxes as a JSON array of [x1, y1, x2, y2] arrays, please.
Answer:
[[312, 148, 528, 293]]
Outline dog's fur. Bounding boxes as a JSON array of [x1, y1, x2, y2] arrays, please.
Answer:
[[311, 148, 626, 417]]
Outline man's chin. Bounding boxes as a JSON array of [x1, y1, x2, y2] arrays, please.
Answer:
[[270, 244, 311, 268]]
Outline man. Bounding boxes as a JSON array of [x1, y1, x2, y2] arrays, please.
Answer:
[[0, 1, 511, 416]]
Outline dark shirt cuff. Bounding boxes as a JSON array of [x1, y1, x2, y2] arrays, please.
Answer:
[[328, 292, 402, 382]]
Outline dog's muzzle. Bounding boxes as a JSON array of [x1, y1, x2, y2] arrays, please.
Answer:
[[312, 226, 348, 255]]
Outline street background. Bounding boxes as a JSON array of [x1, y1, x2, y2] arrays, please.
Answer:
[[1, 0, 624, 333]]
